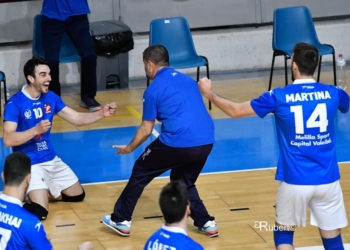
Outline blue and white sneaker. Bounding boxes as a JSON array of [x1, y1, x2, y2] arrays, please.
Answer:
[[102, 215, 131, 237], [198, 220, 219, 237]]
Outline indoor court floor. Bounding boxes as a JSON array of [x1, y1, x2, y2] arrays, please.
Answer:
[[0, 68, 350, 249]]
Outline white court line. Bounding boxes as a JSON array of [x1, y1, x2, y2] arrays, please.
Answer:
[[295, 244, 350, 250]]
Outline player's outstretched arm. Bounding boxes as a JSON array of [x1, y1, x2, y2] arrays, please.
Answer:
[[113, 120, 155, 155], [198, 77, 256, 118], [57, 102, 117, 126], [3, 120, 51, 147]]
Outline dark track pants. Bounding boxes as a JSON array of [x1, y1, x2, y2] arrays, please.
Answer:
[[41, 14, 97, 98], [111, 138, 215, 228]]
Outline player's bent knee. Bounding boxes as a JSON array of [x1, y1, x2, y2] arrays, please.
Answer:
[[23, 202, 48, 221], [61, 189, 85, 202], [274, 228, 294, 247]]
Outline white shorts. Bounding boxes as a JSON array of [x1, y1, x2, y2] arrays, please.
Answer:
[[27, 156, 79, 198], [275, 180, 348, 230]]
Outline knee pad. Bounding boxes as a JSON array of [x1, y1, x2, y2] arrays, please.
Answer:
[[23, 202, 48, 221], [61, 189, 85, 202], [274, 228, 294, 247], [322, 234, 344, 250]]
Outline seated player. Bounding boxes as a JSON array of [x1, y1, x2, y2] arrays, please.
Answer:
[[2, 57, 116, 221], [144, 181, 204, 250]]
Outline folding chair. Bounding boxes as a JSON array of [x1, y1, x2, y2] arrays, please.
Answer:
[[268, 6, 336, 91], [148, 17, 211, 110]]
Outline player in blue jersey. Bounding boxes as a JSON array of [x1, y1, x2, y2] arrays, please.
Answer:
[[144, 181, 204, 250], [103, 45, 218, 238], [0, 152, 94, 250], [198, 42, 349, 250], [3, 57, 116, 222], [41, 0, 101, 111]]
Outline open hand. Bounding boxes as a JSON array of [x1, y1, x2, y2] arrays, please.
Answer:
[[112, 145, 132, 155]]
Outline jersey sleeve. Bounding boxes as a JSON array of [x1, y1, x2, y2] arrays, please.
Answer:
[[25, 221, 53, 250], [3, 99, 20, 123], [250, 90, 278, 118], [337, 87, 350, 113], [142, 91, 157, 121], [53, 93, 66, 113]]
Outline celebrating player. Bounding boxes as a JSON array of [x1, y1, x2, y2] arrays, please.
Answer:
[[3, 57, 116, 221], [198, 42, 349, 250]]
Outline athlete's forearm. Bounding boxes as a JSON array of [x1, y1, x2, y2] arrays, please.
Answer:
[[127, 125, 152, 152], [3, 127, 38, 147], [204, 91, 241, 118], [71, 109, 104, 126]]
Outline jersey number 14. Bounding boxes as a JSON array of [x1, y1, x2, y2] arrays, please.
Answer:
[[290, 103, 328, 134]]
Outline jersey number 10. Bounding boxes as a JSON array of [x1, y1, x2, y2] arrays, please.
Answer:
[[290, 103, 329, 134]]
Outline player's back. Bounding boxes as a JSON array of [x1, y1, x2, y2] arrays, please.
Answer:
[[144, 226, 204, 250], [272, 82, 349, 184], [0, 194, 52, 250], [144, 67, 215, 147]]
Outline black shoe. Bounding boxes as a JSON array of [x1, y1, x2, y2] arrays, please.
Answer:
[[80, 96, 101, 112]]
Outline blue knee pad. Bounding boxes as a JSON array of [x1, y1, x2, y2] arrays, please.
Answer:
[[274, 228, 294, 247], [322, 234, 344, 250]]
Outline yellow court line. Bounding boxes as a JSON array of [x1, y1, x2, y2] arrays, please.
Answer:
[[126, 106, 142, 121], [126, 105, 160, 137]]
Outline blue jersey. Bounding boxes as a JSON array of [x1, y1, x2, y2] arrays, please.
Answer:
[[4, 86, 66, 165], [143, 67, 215, 147], [251, 79, 349, 185], [41, 0, 90, 21], [144, 226, 204, 250], [0, 194, 52, 250]]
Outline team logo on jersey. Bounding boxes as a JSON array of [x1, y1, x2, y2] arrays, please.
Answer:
[[34, 134, 42, 141], [44, 104, 52, 114], [35, 222, 42, 232], [24, 109, 32, 119]]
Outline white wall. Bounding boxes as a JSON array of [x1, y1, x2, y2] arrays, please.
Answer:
[[0, 18, 349, 89]]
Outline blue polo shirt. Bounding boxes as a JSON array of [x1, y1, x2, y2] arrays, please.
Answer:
[[251, 79, 349, 185], [41, 0, 90, 21], [143, 67, 215, 147]]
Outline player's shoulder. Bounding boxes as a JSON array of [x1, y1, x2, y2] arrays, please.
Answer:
[[6, 90, 25, 107]]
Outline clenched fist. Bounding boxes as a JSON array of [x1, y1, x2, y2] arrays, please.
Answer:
[[102, 102, 117, 117], [35, 120, 51, 134], [198, 77, 213, 97]]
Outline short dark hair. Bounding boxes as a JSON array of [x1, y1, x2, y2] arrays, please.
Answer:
[[143, 45, 169, 66], [23, 57, 49, 84], [3, 152, 31, 186], [292, 42, 319, 76], [159, 181, 188, 224]]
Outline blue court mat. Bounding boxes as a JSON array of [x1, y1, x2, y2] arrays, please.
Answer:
[[0, 111, 350, 190]]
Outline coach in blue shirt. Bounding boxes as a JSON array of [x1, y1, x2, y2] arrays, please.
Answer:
[[198, 42, 349, 250], [40, 0, 101, 111], [103, 45, 218, 238]]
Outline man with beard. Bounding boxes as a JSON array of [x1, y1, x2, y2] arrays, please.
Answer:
[[3, 57, 116, 221]]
